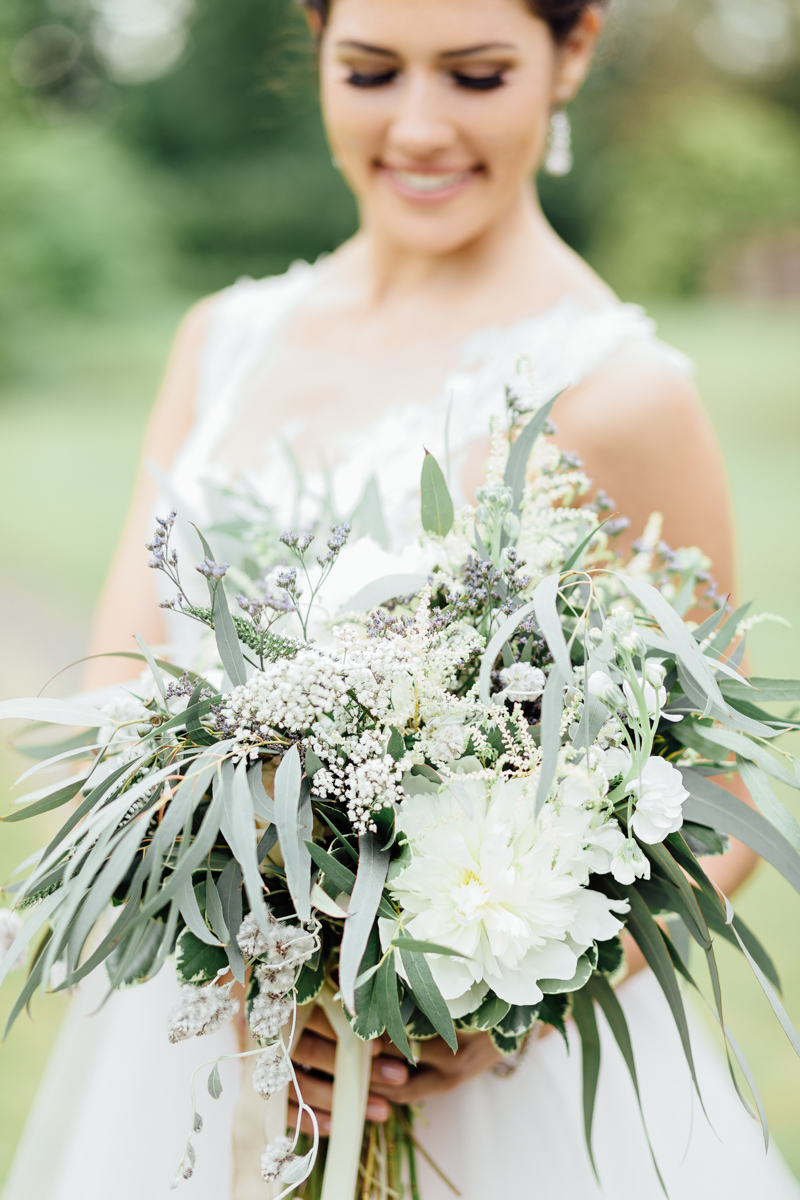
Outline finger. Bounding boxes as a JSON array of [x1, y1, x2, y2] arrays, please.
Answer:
[[290, 1076, 393, 1125], [289, 1074, 333, 1116], [370, 1067, 459, 1105], [288, 1101, 328, 1138], [304, 1007, 337, 1041], [293, 1031, 337, 1077], [370, 1055, 409, 1090]]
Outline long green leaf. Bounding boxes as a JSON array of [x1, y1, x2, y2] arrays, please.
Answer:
[[503, 394, 559, 515], [683, 725, 800, 791], [477, 599, 538, 707], [0, 698, 103, 728], [680, 768, 800, 894], [614, 883, 702, 1099], [724, 896, 800, 1058], [398, 942, 457, 1052], [194, 526, 246, 688], [218, 760, 270, 932], [134, 633, 168, 704], [341, 574, 430, 617], [532, 574, 572, 680], [420, 452, 454, 537], [588, 975, 666, 1194], [377, 957, 414, 1064], [306, 843, 356, 895], [340, 834, 390, 1014], [570, 987, 601, 1182], [737, 759, 800, 852], [721, 678, 800, 704], [537, 665, 566, 815], [179, 880, 220, 947], [3, 775, 88, 824], [274, 746, 312, 922], [247, 764, 277, 823], [390, 938, 468, 959], [0, 891, 62, 989]]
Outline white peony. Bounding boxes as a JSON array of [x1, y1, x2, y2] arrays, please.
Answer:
[[387, 776, 628, 1015], [498, 663, 546, 703], [626, 757, 689, 844]]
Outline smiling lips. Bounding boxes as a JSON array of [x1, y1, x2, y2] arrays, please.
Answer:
[[381, 165, 479, 200]]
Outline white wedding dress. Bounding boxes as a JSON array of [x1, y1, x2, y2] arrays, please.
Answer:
[[4, 260, 799, 1200]]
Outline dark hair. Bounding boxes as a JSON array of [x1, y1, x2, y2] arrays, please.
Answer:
[[299, 0, 604, 43]]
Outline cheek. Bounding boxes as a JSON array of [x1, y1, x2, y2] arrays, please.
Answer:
[[320, 78, 386, 164], [475, 87, 552, 183]]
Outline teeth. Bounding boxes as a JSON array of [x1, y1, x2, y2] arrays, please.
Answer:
[[390, 169, 470, 193]]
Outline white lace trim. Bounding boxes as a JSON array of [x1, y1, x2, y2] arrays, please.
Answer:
[[168, 260, 692, 545]]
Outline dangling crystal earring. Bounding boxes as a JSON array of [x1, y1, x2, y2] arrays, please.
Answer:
[[544, 108, 573, 177]]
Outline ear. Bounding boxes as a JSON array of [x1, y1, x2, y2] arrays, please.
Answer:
[[303, 4, 324, 39], [551, 6, 605, 104]]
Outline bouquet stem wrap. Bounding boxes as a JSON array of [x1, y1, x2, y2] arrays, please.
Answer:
[[318, 985, 373, 1200]]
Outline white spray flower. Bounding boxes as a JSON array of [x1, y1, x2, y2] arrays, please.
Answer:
[[626, 757, 689, 844], [499, 663, 546, 703], [610, 838, 652, 885]]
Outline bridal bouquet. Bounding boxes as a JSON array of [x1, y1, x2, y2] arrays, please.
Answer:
[[2, 392, 800, 1198]]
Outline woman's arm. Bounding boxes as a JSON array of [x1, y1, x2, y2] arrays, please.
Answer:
[[83, 297, 217, 690]]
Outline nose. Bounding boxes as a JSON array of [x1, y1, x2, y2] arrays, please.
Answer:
[[385, 71, 458, 160]]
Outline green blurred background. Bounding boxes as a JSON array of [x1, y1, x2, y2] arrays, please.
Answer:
[[1, 0, 800, 1187]]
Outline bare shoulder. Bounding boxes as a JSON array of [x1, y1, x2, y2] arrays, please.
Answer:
[[552, 335, 735, 591], [145, 292, 222, 467], [556, 336, 704, 446]]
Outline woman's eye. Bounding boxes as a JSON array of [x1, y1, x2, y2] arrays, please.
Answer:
[[452, 70, 506, 91], [346, 69, 398, 88]]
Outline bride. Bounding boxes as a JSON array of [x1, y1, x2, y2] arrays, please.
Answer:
[[5, 0, 799, 1197]]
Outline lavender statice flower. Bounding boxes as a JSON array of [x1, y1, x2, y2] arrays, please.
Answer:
[[261, 1136, 297, 1183], [0, 909, 25, 970], [196, 556, 229, 581], [316, 522, 352, 568], [167, 985, 239, 1044], [249, 993, 293, 1042], [252, 1049, 292, 1099], [279, 530, 314, 555]]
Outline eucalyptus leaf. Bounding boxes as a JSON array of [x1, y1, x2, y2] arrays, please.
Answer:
[[3, 775, 89, 824], [218, 761, 270, 932], [0, 698, 103, 728], [134, 633, 168, 704], [536, 666, 566, 816], [571, 986, 601, 1182], [340, 574, 430, 616], [478, 599, 538, 707], [398, 944, 457, 1052], [737, 759, 800, 852], [340, 834, 390, 1014], [377, 956, 414, 1064], [420, 451, 455, 537], [274, 746, 312, 922], [680, 768, 800, 894], [503, 394, 559, 515], [179, 880, 220, 947], [532, 574, 572, 681], [208, 1063, 223, 1100]]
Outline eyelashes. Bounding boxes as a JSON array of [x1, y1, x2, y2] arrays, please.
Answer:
[[345, 69, 507, 91]]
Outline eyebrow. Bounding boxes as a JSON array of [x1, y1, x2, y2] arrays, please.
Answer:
[[335, 40, 517, 59]]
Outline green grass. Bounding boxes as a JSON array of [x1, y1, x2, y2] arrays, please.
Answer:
[[0, 297, 799, 1183]]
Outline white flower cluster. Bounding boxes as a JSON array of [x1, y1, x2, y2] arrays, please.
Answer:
[[310, 729, 402, 835], [220, 649, 349, 740], [166, 985, 239, 1044]]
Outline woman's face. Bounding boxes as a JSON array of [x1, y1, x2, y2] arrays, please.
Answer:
[[319, 0, 596, 257]]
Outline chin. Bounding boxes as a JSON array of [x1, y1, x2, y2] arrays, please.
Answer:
[[374, 210, 495, 257]]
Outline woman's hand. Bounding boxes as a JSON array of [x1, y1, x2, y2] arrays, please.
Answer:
[[288, 1008, 503, 1135]]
